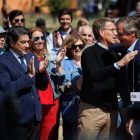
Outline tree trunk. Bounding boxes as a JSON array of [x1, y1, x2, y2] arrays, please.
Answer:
[[29, 0, 34, 16]]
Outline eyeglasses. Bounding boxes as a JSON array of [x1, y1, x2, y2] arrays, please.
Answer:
[[106, 12, 113, 15], [37, 23, 45, 26], [34, 36, 46, 42], [14, 19, 25, 23], [103, 28, 117, 33], [71, 44, 84, 49]]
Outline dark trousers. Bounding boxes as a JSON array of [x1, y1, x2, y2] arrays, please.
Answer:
[[18, 117, 40, 140], [63, 120, 78, 140], [132, 120, 140, 140]]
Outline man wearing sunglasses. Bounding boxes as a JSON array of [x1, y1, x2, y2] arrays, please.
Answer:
[[9, 10, 25, 27], [0, 26, 49, 140]]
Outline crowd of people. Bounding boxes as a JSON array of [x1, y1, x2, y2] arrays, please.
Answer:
[[1, 3, 140, 140]]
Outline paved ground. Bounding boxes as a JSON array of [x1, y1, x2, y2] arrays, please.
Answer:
[[58, 114, 63, 140]]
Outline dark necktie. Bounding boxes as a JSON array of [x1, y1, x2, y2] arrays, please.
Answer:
[[19, 56, 27, 72]]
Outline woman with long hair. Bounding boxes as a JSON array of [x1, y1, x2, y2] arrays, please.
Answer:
[[28, 27, 66, 140]]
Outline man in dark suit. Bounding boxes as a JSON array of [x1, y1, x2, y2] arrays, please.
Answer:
[[0, 27, 49, 140], [115, 16, 140, 140], [77, 17, 138, 140]]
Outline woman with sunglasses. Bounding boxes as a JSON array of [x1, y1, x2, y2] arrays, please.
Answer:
[[59, 35, 86, 140], [28, 27, 66, 140]]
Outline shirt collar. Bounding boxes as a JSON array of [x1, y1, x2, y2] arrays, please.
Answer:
[[96, 41, 109, 50], [9, 48, 24, 58], [128, 39, 138, 52], [60, 27, 71, 35]]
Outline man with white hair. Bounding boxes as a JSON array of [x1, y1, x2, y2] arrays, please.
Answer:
[[78, 25, 96, 45]]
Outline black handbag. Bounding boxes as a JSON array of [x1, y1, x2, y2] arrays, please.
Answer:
[[67, 104, 79, 123]]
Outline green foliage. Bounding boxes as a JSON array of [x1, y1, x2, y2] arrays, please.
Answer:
[[39, 0, 69, 17]]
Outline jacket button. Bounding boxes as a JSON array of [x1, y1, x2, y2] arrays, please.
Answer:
[[31, 96, 34, 99]]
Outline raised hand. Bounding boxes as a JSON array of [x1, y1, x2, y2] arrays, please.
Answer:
[[56, 31, 63, 47], [28, 56, 35, 78], [56, 46, 66, 65], [117, 50, 138, 67], [39, 57, 49, 73], [65, 33, 71, 42]]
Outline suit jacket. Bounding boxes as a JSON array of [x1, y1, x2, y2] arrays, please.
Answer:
[[81, 43, 119, 109], [0, 50, 48, 124], [111, 38, 140, 106]]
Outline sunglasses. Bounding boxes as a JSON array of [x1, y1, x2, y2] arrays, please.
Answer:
[[15, 19, 25, 23], [71, 44, 84, 49], [37, 23, 45, 26], [106, 12, 113, 15], [34, 36, 46, 42]]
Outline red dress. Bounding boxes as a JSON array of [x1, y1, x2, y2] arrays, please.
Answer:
[[38, 57, 59, 140]]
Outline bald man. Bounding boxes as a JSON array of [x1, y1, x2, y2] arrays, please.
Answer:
[[78, 25, 96, 45]]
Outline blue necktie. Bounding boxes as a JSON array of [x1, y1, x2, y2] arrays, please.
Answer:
[[19, 56, 27, 72]]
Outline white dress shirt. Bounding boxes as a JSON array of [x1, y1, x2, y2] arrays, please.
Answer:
[[47, 27, 71, 55]]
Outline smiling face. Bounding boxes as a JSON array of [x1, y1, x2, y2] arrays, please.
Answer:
[[80, 26, 93, 44], [0, 33, 5, 50], [71, 39, 84, 60], [11, 35, 29, 56], [59, 14, 71, 32], [117, 22, 135, 47], [31, 31, 45, 55]]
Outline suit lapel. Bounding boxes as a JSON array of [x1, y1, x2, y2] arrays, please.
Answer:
[[133, 38, 140, 51], [127, 39, 140, 78], [5, 50, 26, 73], [127, 38, 140, 69]]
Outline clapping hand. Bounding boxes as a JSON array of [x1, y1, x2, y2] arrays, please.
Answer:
[[56, 46, 66, 65], [39, 51, 49, 73], [28, 56, 35, 78]]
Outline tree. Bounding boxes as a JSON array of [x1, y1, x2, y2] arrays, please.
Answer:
[[39, 0, 69, 23]]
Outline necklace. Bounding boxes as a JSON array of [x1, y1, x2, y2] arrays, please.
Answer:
[[73, 59, 81, 67]]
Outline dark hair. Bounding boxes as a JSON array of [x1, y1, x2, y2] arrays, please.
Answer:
[[92, 17, 115, 40], [6, 26, 31, 49], [9, 10, 24, 22], [63, 35, 87, 59], [58, 8, 73, 22], [105, 8, 113, 17], [36, 18, 46, 27]]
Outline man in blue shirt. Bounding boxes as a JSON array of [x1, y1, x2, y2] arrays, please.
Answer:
[[0, 26, 7, 55]]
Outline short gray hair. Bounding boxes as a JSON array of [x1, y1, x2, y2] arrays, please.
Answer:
[[92, 17, 115, 40], [116, 17, 140, 38], [78, 25, 94, 37]]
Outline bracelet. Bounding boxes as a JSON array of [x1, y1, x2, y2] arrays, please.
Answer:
[[56, 62, 61, 68], [115, 62, 121, 70]]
